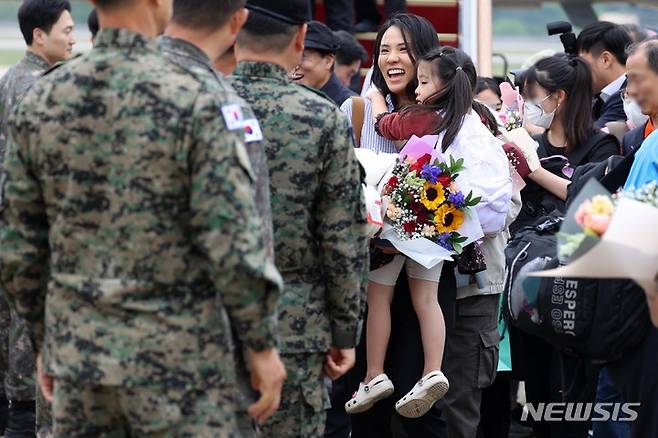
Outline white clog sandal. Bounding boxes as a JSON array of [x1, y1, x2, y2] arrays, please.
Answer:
[[395, 370, 449, 418], [345, 374, 395, 414]]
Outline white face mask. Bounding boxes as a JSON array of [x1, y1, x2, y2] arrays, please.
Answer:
[[524, 97, 558, 130], [623, 98, 649, 130]]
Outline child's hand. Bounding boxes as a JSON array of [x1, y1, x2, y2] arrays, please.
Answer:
[[366, 87, 389, 123], [324, 347, 356, 380]]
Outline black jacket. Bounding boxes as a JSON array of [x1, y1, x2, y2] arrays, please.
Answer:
[[594, 86, 627, 129], [511, 129, 619, 235], [622, 122, 648, 156], [320, 73, 357, 107]]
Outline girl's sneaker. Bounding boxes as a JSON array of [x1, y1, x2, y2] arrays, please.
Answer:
[[395, 370, 449, 418], [345, 374, 395, 414]]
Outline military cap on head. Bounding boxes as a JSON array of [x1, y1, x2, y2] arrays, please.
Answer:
[[305, 21, 340, 53], [246, 0, 311, 25]]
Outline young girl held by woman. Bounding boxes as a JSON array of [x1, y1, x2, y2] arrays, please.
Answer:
[[345, 47, 512, 418]]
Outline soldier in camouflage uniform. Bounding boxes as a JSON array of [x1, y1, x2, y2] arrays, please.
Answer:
[[159, 0, 276, 436], [0, 1, 75, 436], [233, 1, 370, 436], [0, 0, 286, 435]]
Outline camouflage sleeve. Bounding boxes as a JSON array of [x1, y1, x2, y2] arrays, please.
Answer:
[[0, 105, 50, 352], [188, 93, 282, 352], [318, 109, 369, 349]]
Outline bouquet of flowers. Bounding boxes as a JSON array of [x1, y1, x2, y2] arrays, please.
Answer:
[[623, 180, 658, 207], [559, 181, 658, 261], [381, 152, 480, 254], [559, 194, 615, 260], [532, 179, 658, 296], [498, 82, 524, 132]]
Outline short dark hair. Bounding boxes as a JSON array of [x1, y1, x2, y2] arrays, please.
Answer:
[[627, 39, 658, 75], [576, 21, 632, 65], [173, 0, 245, 29], [237, 10, 299, 53], [474, 77, 501, 98], [372, 13, 440, 107], [524, 55, 594, 153], [333, 30, 367, 66], [18, 0, 71, 45], [88, 9, 99, 39]]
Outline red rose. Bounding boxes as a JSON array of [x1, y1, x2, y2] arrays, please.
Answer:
[[403, 221, 417, 234], [437, 175, 452, 187], [409, 154, 433, 174], [387, 176, 399, 187], [418, 154, 432, 166]]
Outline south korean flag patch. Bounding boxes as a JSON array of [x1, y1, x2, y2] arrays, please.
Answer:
[[221, 104, 245, 131], [242, 118, 264, 143]]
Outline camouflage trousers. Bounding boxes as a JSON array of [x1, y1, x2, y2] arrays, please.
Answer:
[[52, 380, 241, 438], [0, 291, 36, 401], [259, 353, 329, 438], [1, 291, 53, 436]]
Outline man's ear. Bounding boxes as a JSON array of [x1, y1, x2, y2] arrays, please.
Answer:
[[600, 50, 615, 69], [324, 53, 336, 71], [229, 8, 249, 37], [32, 28, 46, 47], [294, 23, 307, 52]]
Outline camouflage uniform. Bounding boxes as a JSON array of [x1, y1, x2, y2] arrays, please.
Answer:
[[232, 61, 369, 437], [159, 35, 276, 438], [0, 51, 49, 403], [0, 50, 52, 437], [0, 28, 282, 437]]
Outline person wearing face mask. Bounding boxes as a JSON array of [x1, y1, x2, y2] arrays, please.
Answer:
[[622, 89, 650, 132], [577, 22, 632, 129], [512, 55, 620, 235], [622, 39, 658, 156], [510, 55, 621, 438]]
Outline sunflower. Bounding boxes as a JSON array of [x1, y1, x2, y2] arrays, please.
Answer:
[[434, 204, 465, 233], [420, 182, 446, 211]]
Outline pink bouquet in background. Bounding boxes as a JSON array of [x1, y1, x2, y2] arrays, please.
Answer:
[[499, 82, 524, 132], [574, 196, 615, 237], [559, 183, 616, 261]]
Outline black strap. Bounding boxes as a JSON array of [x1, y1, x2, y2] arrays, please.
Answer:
[[600, 146, 639, 192]]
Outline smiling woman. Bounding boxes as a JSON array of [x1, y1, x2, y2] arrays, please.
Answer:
[[372, 14, 439, 108], [340, 13, 438, 154], [337, 13, 456, 438]]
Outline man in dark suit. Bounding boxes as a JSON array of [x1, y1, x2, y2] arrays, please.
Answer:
[[577, 22, 632, 128]]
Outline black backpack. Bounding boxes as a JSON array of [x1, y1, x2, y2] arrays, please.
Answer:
[[502, 172, 650, 363], [503, 227, 650, 363]]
